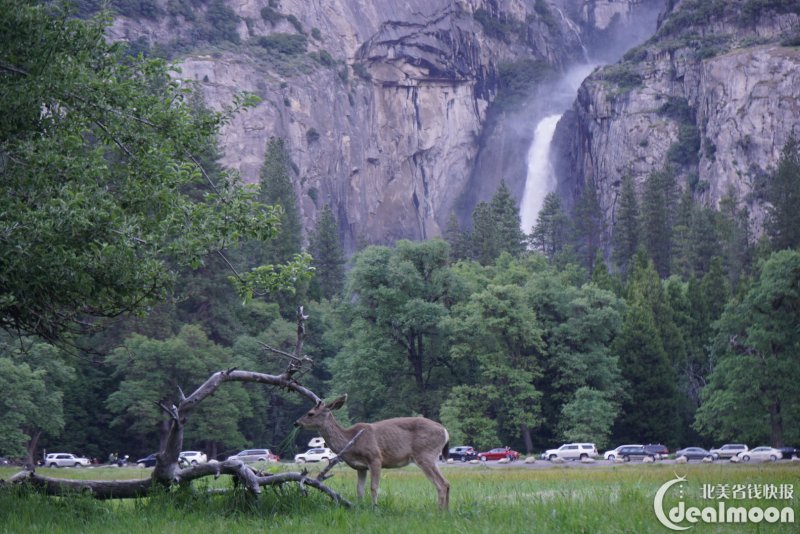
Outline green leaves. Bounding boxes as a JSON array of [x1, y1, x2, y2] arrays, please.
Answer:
[[0, 2, 290, 341]]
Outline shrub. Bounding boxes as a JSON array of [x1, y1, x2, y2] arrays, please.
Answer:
[[257, 33, 307, 55], [474, 8, 525, 42], [667, 124, 701, 166], [287, 14, 303, 34], [306, 128, 320, 143], [311, 28, 322, 40], [260, 6, 282, 24], [658, 97, 694, 124], [352, 62, 372, 81], [599, 64, 642, 92]]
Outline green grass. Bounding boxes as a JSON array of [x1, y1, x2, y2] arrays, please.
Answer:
[[1, 463, 798, 533]]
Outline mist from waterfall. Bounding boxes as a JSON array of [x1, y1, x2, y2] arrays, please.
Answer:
[[519, 63, 597, 232]]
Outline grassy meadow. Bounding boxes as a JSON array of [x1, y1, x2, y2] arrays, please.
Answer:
[[1, 462, 798, 533]]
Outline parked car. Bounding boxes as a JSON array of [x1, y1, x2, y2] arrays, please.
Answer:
[[541, 443, 597, 461], [179, 451, 208, 465], [136, 453, 158, 468], [616, 445, 657, 462], [294, 448, 334, 463], [227, 449, 279, 463], [675, 447, 713, 461], [448, 446, 478, 462], [709, 444, 748, 460], [778, 446, 797, 459], [44, 453, 91, 468], [738, 446, 782, 462], [478, 447, 520, 461], [644, 444, 669, 460], [603, 444, 643, 461]]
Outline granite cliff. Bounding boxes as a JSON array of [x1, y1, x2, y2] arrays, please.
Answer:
[[553, 0, 800, 238], [107, 0, 661, 251]]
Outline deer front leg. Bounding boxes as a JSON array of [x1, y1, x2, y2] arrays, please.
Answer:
[[369, 460, 382, 506], [356, 469, 367, 501]]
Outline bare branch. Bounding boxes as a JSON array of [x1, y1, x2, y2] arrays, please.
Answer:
[[317, 429, 365, 481]]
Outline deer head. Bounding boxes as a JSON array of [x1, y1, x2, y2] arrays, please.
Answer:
[[294, 394, 347, 430]]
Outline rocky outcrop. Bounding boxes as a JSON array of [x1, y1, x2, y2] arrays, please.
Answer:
[[107, 0, 656, 252], [554, 0, 800, 237]]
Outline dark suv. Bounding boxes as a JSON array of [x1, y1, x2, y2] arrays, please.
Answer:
[[617, 446, 657, 462], [644, 444, 669, 459], [448, 446, 478, 462]]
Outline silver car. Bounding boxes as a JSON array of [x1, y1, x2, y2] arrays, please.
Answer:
[[44, 453, 90, 468], [227, 449, 278, 463]]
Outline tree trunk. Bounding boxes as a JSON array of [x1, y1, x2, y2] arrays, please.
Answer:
[[521, 424, 534, 455], [25, 430, 42, 467], [769, 400, 783, 447]]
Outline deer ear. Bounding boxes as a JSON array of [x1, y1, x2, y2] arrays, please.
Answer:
[[327, 394, 348, 410]]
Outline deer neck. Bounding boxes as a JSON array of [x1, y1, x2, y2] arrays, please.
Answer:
[[317, 416, 359, 454]]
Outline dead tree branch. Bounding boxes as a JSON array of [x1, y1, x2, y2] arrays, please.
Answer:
[[3, 308, 348, 505]]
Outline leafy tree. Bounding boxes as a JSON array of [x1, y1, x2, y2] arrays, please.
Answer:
[[0, 2, 303, 343], [764, 135, 800, 251], [439, 386, 500, 450], [525, 265, 624, 448], [530, 192, 570, 260], [106, 325, 252, 457], [445, 284, 544, 452], [309, 205, 345, 300], [0, 335, 74, 463], [559, 387, 617, 449], [611, 175, 640, 276], [329, 240, 463, 419], [694, 250, 800, 446]]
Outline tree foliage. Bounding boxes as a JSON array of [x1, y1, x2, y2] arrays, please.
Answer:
[[0, 2, 307, 342]]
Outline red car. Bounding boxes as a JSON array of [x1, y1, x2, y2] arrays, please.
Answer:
[[478, 447, 520, 461]]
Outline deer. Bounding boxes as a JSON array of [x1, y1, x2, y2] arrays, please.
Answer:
[[294, 394, 450, 510]]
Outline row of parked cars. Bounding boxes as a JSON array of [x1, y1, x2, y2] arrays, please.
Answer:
[[446, 442, 799, 464]]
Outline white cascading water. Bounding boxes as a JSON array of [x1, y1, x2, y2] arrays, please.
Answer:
[[519, 114, 561, 233], [519, 63, 597, 232]]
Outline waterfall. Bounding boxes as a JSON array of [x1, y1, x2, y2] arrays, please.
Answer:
[[518, 63, 597, 233], [520, 114, 561, 233]]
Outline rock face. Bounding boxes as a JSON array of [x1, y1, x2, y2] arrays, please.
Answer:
[[107, 0, 661, 252], [553, 0, 800, 237]]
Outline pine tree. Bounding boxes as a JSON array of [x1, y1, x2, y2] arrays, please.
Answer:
[[641, 169, 678, 277], [258, 137, 302, 264], [572, 183, 605, 271], [471, 201, 497, 265], [471, 181, 526, 265], [764, 135, 800, 251], [612, 175, 640, 276], [670, 187, 693, 279], [309, 205, 345, 300], [443, 212, 472, 261], [490, 181, 527, 257], [530, 192, 570, 260]]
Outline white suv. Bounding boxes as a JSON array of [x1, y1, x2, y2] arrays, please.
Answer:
[[542, 443, 598, 461], [294, 448, 334, 463], [179, 451, 208, 465], [45, 453, 91, 468]]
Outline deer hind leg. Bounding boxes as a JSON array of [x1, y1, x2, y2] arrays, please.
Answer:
[[368, 460, 382, 507], [417, 459, 450, 510], [356, 469, 367, 501]]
